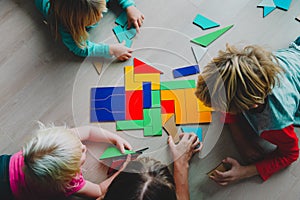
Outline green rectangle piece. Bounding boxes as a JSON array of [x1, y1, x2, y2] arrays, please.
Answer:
[[116, 120, 144, 130], [143, 109, 152, 127], [160, 80, 196, 90], [151, 90, 161, 107]]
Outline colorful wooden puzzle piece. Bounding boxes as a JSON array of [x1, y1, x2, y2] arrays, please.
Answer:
[[257, 0, 275, 7], [126, 90, 143, 120], [90, 87, 126, 122], [273, 0, 292, 10], [143, 82, 152, 108], [193, 14, 220, 30], [125, 66, 143, 90], [191, 46, 207, 63], [191, 25, 234, 47], [100, 146, 136, 160], [263, 6, 276, 17], [172, 65, 200, 78], [160, 80, 196, 90], [181, 126, 203, 141], [115, 11, 127, 26], [163, 114, 180, 144], [161, 100, 175, 114], [134, 58, 163, 74]]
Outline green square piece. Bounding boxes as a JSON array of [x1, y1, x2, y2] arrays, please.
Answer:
[[99, 146, 136, 160], [116, 120, 144, 130], [160, 80, 196, 90]]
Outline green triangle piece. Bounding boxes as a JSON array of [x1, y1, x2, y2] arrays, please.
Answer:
[[191, 25, 234, 47], [99, 146, 136, 160]]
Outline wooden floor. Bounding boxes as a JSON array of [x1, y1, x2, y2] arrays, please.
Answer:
[[1, 0, 300, 199]]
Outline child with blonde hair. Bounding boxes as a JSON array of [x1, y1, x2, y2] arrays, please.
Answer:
[[195, 37, 300, 185], [35, 0, 144, 61], [0, 124, 132, 199]]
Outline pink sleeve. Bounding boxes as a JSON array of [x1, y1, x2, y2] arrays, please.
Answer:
[[255, 125, 299, 181], [64, 172, 86, 197]]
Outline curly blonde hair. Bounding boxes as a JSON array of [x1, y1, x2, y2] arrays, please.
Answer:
[[195, 44, 283, 113], [49, 0, 107, 48], [23, 123, 83, 193]]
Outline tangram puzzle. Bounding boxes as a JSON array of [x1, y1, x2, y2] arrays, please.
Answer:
[[90, 58, 213, 137], [257, 0, 293, 17]]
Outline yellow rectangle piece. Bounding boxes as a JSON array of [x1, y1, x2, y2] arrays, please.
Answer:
[[134, 73, 160, 90]]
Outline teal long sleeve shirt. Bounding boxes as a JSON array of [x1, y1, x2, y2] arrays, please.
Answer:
[[35, 0, 135, 57]]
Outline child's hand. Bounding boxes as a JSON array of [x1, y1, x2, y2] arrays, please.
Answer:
[[112, 135, 132, 154], [168, 133, 202, 163], [125, 6, 144, 33], [109, 42, 133, 61]]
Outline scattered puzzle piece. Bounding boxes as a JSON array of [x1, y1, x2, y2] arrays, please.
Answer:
[[163, 114, 180, 144], [273, 0, 292, 10], [207, 162, 231, 177], [100, 146, 136, 160], [173, 65, 200, 78], [193, 14, 220, 30], [257, 0, 275, 7], [115, 11, 128, 26], [93, 61, 103, 75], [263, 6, 276, 17], [191, 46, 207, 64], [191, 25, 234, 47], [181, 126, 203, 141]]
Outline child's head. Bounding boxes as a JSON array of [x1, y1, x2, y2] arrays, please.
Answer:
[[49, 0, 107, 48], [195, 44, 283, 114], [104, 157, 177, 200], [23, 123, 83, 192]]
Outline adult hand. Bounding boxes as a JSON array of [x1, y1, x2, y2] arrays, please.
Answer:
[[126, 6, 145, 33], [209, 157, 257, 186], [168, 133, 202, 163], [109, 41, 133, 61]]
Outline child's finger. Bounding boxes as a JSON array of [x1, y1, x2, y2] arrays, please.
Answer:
[[124, 142, 132, 150], [134, 21, 140, 33], [168, 136, 175, 148]]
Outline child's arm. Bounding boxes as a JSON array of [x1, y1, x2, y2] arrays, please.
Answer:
[[71, 126, 132, 153], [75, 156, 131, 199], [168, 133, 202, 200]]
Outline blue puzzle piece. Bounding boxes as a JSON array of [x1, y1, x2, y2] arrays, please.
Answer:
[[273, 0, 292, 10], [123, 25, 137, 39], [173, 65, 200, 78], [90, 109, 125, 122], [91, 95, 125, 111], [193, 14, 220, 30], [143, 82, 152, 109], [91, 87, 125, 100], [181, 127, 203, 141], [263, 6, 276, 17], [115, 11, 127, 26]]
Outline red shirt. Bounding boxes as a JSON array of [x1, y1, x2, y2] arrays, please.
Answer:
[[222, 113, 299, 180]]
